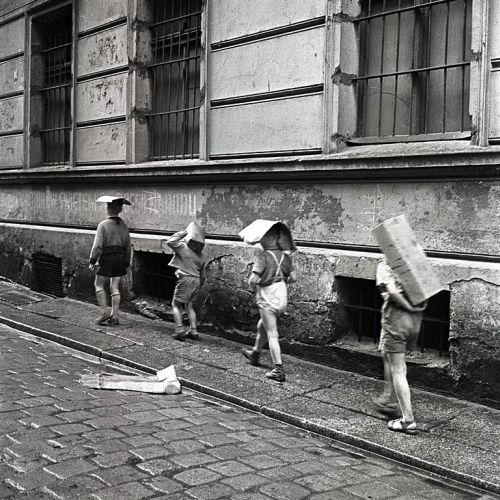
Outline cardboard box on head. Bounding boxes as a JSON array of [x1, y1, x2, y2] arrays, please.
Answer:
[[371, 214, 443, 305], [186, 222, 205, 253], [239, 219, 296, 251]]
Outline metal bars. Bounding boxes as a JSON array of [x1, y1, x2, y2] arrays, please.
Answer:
[[338, 277, 450, 356], [38, 8, 72, 166], [354, 0, 471, 140], [148, 0, 202, 160]]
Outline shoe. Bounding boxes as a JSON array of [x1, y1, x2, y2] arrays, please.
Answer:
[[388, 417, 417, 435], [107, 317, 120, 326], [95, 313, 111, 325], [241, 348, 260, 366], [173, 327, 187, 341], [185, 328, 199, 340], [265, 366, 285, 382], [373, 400, 402, 418]]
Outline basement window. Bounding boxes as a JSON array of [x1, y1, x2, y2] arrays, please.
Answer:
[[337, 277, 450, 356], [132, 251, 176, 301], [32, 252, 65, 297]]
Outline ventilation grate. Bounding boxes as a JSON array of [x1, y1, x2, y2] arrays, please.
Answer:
[[32, 253, 65, 297]]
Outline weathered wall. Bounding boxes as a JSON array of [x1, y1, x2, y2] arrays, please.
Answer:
[[0, 180, 498, 255]]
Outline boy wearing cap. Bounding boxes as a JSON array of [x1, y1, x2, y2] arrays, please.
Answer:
[[89, 197, 131, 326], [162, 223, 206, 340]]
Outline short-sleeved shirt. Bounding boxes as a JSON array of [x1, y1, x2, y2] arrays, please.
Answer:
[[252, 250, 294, 287]]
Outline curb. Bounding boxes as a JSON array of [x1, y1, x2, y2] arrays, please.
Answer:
[[0, 315, 498, 496]]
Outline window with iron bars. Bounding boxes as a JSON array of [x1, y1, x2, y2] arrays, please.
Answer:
[[148, 0, 202, 160], [133, 251, 177, 302], [337, 277, 450, 356], [354, 0, 472, 142], [36, 6, 72, 165]]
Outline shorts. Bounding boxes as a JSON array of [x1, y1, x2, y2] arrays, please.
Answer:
[[256, 281, 287, 316], [378, 304, 423, 354], [173, 275, 200, 305], [97, 249, 128, 277]]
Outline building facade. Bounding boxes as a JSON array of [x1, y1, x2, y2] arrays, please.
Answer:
[[0, 0, 498, 404]]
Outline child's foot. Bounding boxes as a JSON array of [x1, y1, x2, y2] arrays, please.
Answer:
[[95, 312, 111, 325], [373, 398, 402, 417], [241, 348, 260, 366], [185, 328, 199, 340], [173, 326, 187, 341], [266, 366, 285, 382], [107, 317, 120, 326], [387, 417, 417, 435]]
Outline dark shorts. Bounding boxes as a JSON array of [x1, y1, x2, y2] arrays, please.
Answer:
[[378, 304, 423, 354], [97, 248, 128, 277], [173, 275, 200, 305]]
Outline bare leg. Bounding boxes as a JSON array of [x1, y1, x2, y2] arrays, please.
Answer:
[[110, 277, 122, 320], [186, 300, 197, 330], [253, 318, 267, 353], [94, 275, 110, 321], [387, 352, 414, 422], [260, 309, 282, 365], [171, 300, 184, 328], [377, 353, 398, 404]]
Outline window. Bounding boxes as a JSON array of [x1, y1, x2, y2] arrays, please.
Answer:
[[148, 0, 202, 160], [337, 277, 450, 356], [34, 6, 72, 165], [133, 251, 176, 302], [354, 0, 472, 142]]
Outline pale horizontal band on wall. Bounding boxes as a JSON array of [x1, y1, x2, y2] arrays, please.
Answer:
[[0, 219, 498, 264], [76, 116, 126, 128], [0, 12, 23, 29], [77, 16, 127, 39], [209, 149, 323, 160], [211, 16, 325, 51], [0, 90, 23, 100], [76, 65, 129, 83], [0, 129, 23, 137], [0, 52, 24, 65], [348, 132, 472, 145], [210, 84, 324, 108]]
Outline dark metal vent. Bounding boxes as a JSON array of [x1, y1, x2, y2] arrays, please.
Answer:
[[32, 253, 65, 297], [133, 251, 176, 301]]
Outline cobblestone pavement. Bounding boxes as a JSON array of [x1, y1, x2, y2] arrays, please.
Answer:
[[0, 325, 494, 500]]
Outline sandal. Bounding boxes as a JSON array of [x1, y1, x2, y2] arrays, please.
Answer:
[[95, 313, 111, 325], [388, 418, 417, 435]]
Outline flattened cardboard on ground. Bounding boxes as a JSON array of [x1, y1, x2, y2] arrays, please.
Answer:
[[80, 365, 181, 394], [371, 215, 443, 305]]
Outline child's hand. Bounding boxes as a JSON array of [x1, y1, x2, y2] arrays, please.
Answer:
[[248, 273, 259, 290]]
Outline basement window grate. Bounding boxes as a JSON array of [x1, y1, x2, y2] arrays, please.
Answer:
[[32, 253, 65, 297], [133, 251, 177, 301], [337, 277, 450, 356]]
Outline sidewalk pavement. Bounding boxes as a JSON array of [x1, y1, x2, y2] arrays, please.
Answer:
[[0, 279, 498, 496]]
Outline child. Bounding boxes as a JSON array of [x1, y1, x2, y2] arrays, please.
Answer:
[[89, 196, 131, 326], [241, 224, 296, 382], [373, 258, 426, 434], [162, 222, 206, 341]]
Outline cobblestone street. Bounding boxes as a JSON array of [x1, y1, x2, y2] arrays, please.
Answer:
[[0, 324, 491, 500]]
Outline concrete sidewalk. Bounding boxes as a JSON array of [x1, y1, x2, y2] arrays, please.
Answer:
[[0, 279, 498, 495]]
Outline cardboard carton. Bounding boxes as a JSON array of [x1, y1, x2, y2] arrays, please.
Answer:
[[371, 215, 442, 305]]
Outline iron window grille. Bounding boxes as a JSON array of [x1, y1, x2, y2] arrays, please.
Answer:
[[353, 0, 472, 142], [133, 251, 177, 301], [337, 277, 450, 356], [38, 6, 72, 165], [148, 0, 202, 160]]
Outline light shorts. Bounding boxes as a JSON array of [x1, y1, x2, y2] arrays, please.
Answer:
[[256, 281, 287, 316], [173, 275, 200, 305], [378, 303, 423, 354]]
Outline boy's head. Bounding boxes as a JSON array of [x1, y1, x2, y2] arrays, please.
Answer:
[[185, 222, 205, 253], [260, 223, 296, 251], [107, 201, 123, 216]]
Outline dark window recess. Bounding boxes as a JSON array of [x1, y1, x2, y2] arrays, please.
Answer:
[[148, 0, 202, 160], [133, 251, 177, 301], [353, 0, 472, 142], [32, 253, 65, 297], [36, 5, 72, 165], [337, 277, 450, 356]]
